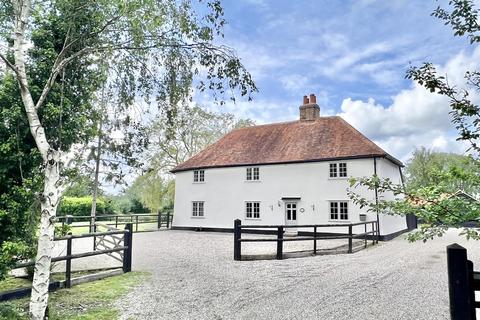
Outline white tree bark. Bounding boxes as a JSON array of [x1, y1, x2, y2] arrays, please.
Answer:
[[29, 151, 61, 320], [10, 0, 63, 318]]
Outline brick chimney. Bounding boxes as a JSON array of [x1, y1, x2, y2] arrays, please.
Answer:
[[299, 93, 320, 121]]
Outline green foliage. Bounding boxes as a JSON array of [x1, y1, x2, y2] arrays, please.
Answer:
[[407, 0, 480, 153], [149, 105, 255, 172], [348, 175, 480, 242], [125, 105, 253, 213], [64, 175, 104, 197], [58, 197, 115, 216], [127, 173, 175, 212], [348, 1, 480, 243], [405, 147, 480, 193], [0, 241, 35, 280]]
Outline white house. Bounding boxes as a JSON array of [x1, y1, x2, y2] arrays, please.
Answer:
[[171, 94, 414, 240]]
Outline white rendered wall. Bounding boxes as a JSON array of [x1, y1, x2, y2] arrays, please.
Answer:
[[172, 158, 408, 236]]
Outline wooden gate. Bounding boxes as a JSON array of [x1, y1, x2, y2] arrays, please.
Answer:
[[94, 223, 125, 263]]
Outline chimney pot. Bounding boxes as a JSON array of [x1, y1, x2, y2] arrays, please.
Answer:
[[303, 95, 309, 105], [299, 93, 320, 121]]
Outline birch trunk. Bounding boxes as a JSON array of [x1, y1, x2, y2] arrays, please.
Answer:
[[11, 0, 62, 318], [29, 152, 61, 320]]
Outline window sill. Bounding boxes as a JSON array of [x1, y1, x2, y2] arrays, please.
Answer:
[[191, 216, 205, 219], [328, 177, 349, 180], [244, 180, 261, 183], [245, 218, 262, 220], [192, 182, 206, 184], [328, 220, 350, 223]]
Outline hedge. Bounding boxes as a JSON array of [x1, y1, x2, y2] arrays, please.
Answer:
[[57, 197, 116, 216]]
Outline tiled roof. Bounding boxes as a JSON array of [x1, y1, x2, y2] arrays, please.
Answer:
[[171, 116, 402, 172]]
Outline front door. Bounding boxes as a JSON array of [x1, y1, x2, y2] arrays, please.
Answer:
[[285, 202, 298, 227]]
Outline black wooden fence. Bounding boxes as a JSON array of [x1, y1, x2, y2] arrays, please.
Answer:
[[56, 212, 172, 234], [233, 219, 379, 261], [0, 223, 133, 301], [447, 243, 480, 320]]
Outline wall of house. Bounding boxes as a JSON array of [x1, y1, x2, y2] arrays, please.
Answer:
[[172, 158, 408, 237]]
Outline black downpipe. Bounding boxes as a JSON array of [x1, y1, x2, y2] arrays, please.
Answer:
[[373, 158, 380, 235]]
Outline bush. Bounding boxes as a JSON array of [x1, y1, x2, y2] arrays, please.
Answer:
[[0, 240, 35, 280], [57, 197, 116, 216]]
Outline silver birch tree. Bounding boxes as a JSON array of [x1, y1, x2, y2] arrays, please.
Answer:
[[0, 0, 256, 318]]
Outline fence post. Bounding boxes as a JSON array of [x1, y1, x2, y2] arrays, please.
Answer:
[[313, 226, 317, 255], [123, 223, 133, 273], [348, 225, 353, 253], [135, 215, 139, 232], [364, 223, 367, 248], [234, 219, 241, 261], [276, 226, 283, 260], [65, 234, 72, 288], [92, 223, 97, 251], [115, 216, 119, 228], [157, 211, 162, 229], [447, 243, 473, 320], [166, 212, 171, 229]]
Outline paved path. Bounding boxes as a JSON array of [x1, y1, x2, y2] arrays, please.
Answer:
[[115, 229, 480, 320]]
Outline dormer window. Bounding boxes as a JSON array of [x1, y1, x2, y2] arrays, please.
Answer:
[[193, 170, 205, 182], [329, 162, 347, 178], [246, 167, 260, 181]]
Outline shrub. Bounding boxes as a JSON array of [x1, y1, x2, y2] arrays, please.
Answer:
[[0, 240, 35, 280], [57, 197, 116, 216]]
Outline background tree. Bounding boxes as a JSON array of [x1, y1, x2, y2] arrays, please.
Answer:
[[148, 105, 255, 172], [405, 147, 480, 194], [122, 106, 254, 212], [349, 0, 480, 243], [0, 1, 256, 318]]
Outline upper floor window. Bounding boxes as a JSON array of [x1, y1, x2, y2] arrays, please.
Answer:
[[193, 170, 205, 182], [192, 201, 204, 217], [330, 201, 348, 221], [246, 201, 260, 219], [329, 162, 347, 178], [246, 167, 260, 181]]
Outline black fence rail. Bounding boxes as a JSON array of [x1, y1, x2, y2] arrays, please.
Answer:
[[1, 223, 133, 301], [56, 212, 172, 234], [233, 219, 379, 261], [447, 243, 480, 320]]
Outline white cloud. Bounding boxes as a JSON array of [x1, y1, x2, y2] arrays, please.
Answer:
[[338, 47, 480, 161]]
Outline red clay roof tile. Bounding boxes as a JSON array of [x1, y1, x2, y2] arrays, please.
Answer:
[[171, 116, 402, 172]]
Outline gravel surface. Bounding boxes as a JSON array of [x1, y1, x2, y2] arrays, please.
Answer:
[[114, 229, 480, 320]]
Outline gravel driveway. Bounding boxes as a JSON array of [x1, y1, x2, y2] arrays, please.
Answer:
[[116, 229, 480, 320]]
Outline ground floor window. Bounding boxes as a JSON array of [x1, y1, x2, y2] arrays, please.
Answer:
[[192, 201, 204, 217], [246, 201, 260, 219], [330, 201, 348, 221]]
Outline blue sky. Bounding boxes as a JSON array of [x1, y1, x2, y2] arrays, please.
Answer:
[[200, 0, 480, 161]]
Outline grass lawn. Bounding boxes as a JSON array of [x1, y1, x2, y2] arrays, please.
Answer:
[[0, 272, 148, 320]]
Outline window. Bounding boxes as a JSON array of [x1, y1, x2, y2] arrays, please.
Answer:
[[193, 170, 205, 182], [246, 167, 260, 181], [330, 201, 348, 221], [329, 163, 347, 178], [192, 201, 204, 217], [329, 163, 337, 178], [246, 202, 260, 219], [339, 163, 347, 177]]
